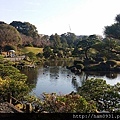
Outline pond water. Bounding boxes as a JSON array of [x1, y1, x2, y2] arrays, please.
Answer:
[[21, 60, 120, 96]]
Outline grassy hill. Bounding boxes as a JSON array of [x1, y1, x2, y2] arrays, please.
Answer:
[[21, 47, 43, 54]]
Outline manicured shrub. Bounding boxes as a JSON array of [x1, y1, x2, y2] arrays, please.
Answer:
[[74, 60, 83, 66], [95, 57, 106, 62], [88, 59, 96, 64], [84, 64, 104, 71], [106, 60, 117, 68], [76, 64, 84, 70], [36, 53, 43, 58], [99, 62, 107, 69], [26, 52, 36, 61]]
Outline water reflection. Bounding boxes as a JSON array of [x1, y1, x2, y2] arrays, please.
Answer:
[[20, 60, 120, 96], [78, 72, 88, 85], [32, 66, 78, 95], [72, 78, 79, 90], [85, 71, 118, 79], [106, 72, 117, 79], [20, 68, 38, 85], [85, 71, 106, 77], [87, 71, 120, 85], [44, 60, 73, 67]]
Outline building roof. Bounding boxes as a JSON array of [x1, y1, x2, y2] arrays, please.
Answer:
[[9, 50, 15, 52]]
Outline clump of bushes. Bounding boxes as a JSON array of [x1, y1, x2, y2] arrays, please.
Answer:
[[77, 78, 120, 112], [40, 93, 97, 113], [84, 64, 100, 71], [26, 52, 36, 61]]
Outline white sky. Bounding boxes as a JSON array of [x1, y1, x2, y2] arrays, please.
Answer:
[[0, 0, 120, 36]]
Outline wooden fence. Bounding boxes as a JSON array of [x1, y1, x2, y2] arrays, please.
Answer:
[[7, 93, 32, 113], [4, 55, 25, 62]]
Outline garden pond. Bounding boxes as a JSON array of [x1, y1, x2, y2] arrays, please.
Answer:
[[20, 60, 120, 97]]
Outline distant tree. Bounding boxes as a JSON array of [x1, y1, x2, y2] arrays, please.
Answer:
[[104, 14, 120, 39], [60, 34, 68, 48], [20, 34, 34, 47], [93, 37, 120, 60], [77, 34, 101, 59], [10, 21, 39, 39], [40, 35, 51, 47], [43, 46, 53, 58], [0, 24, 22, 50], [65, 32, 77, 47], [41, 35, 49, 41], [115, 14, 120, 23], [104, 37, 120, 59], [49, 33, 61, 49], [37, 35, 50, 47], [0, 21, 6, 24]]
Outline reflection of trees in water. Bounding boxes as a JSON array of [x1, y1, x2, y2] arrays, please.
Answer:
[[106, 72, 117, 79], [85, 71, 118, 79], [21, 60, 74, 89], [49, 66, 59, 80], [20, 60, 119, 95], [79, 72, 88, 85], [72, 72, 88, 91], [43, 60, 74, 80], [20, 68, 38, 86], [49, 67, 59, 74], [72, 71, 119, 92], [85, 71, 106, 77], [72, 79, 79, 90], [44, 60, 74, 67]]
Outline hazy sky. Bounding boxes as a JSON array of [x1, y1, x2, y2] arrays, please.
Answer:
[[1, 0, 120, 36]]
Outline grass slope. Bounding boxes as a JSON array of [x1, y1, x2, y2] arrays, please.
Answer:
[[21, 47, 43, 54]]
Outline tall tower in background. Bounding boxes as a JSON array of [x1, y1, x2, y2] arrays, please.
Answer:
[[69, 24, 71, 32]]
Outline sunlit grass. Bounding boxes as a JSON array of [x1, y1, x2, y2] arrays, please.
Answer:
[[21, 47, 43, 54], [116, 60, 120, 66]]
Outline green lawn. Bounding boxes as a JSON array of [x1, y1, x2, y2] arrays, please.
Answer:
[[21, 47, 43, 54]]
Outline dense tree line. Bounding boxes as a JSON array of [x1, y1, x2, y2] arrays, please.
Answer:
[[0, 23, 22, 50], [0, 21, 51, 51], [0, 20, 102, 49], [1, 14, 120, 60], [10, 21, 39, 39]]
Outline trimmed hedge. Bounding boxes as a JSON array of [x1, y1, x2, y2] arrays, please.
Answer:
[[76, 64, 84, 70], [105, 60, 117, 67], [74, 60, 83, 66]]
